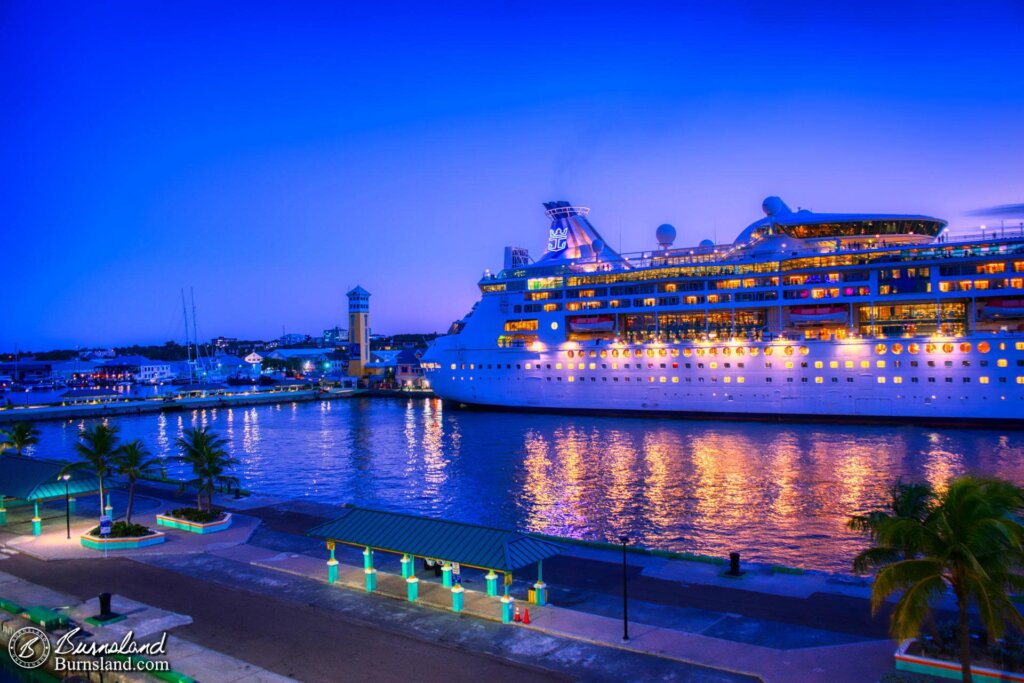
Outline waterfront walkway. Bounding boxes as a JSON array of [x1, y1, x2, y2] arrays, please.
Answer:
[[0, 483, 912, 682]]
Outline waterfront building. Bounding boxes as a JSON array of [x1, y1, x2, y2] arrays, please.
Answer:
[[322, 326, 348, 347], [278, 333, 311, 347], [422, 197, 1024, 422], [347, 286, 371, 376]]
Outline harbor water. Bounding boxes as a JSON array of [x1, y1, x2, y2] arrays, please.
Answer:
[[29, 397, 1024, 573]]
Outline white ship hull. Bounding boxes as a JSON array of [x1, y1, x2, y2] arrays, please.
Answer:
[[423, 335, 1024, 423]]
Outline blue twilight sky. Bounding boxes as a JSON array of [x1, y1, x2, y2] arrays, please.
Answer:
[[2, 2, 1023, 350]]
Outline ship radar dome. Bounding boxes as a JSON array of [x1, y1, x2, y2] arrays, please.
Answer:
[[592, 239, 605, 257], [699, 238, 715, 249], [655, 224, 676, 249], [762, 196, 793, 217]]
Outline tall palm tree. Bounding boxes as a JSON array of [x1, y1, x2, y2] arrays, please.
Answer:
[[63, 423, 120, 520], [851, 476, 1024, 683], [0, 422, 40, 456], [175, 427, 239, 511], [114, 440, 161, 525]]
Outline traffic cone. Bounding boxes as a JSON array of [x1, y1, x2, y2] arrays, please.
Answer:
[[513, 606, 521, 622], [523, 608, 531, 625]]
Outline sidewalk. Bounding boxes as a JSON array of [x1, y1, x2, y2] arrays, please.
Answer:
[[244, 543, 895, 683]]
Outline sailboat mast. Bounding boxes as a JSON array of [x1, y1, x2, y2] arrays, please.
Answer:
[[182, 288, 193, 383], [191, 287, 201, 378]]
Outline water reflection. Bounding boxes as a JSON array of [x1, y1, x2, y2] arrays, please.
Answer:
[[30, 399, 1024, 572]]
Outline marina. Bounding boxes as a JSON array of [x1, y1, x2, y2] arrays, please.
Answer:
[[26, 396, 1024, 573]]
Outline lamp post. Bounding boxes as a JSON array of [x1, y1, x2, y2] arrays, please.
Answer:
[[619, 535, 629, 643], [61, 474, 71, 540]]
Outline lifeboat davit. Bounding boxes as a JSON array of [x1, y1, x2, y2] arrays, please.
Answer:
[[983, 298, 1024, 319], [568, 314, 615, 333], [789, 305, 848, 325]]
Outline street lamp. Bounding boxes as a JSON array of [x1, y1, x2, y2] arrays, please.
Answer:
[[61, 474, 71, 539], [619, 535, 629, 643]]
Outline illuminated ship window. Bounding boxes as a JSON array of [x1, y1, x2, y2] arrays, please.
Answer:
[[830, 361, 839, 369], [894, 377, 903, 384], [672, 377, 679, 383], [749, 348, 760, 357], [877, 361, 886, 368], [998, 359, 1008, 368], [646, 349, 655, 358], [861, 361, 870, 368], [1017, 377, 1024, 384], [450, 363, 457, 370], [670, 349, 679, 357], [589, 350, 597, 358], [764, 347, 773, 356], [892, 343, 903, 355], [724, 377, 731, 383], [556, 363, 563, 369], [589, 363, 596, 370], [611, 350, 619, 357], [600, 350, 607, 358], [470, 364, 475, 370], [960, 343, 972, 353], [799, 346, 809, 356], [659, 349, 667, 357], [649, 376, 654, 382], [845, 361, 854, 369], [980, 377, 990, 384], [875, 344, 887, 355], [925, 343, 937, 353], [525, 363, 532, 370], [660, 377, 667, 383], [683, 348, 692, 357], [784, 347, 794, 356], [785, 361, 794, 369], [814, 361, 823, 369], [737, 377, 745, 383], [978, 342, 991, 353], [722, 347, 732, 357], [942, 343, 954, 353], [568, 376, 575, 382], [567, 351, 575, 358], [877, 377, 886, 383], [908, 343, 920, 354], [815, 377, 823, 384], [710, 362, 718, 369], [736, 348, 745, 356]]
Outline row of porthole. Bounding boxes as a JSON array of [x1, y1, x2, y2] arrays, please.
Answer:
[[565, 346, 811, 359], [875, 341, 993, 355]]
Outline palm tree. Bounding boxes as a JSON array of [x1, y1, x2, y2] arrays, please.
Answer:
[[0, 422, 40, 456], [175, 427, 239, 511], [63, 423, 120, 520], [114, 440, 161, 525], [848, 479, 936, 573], [851, 476, 1024, 683]]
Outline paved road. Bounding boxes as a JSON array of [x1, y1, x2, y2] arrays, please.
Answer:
[[0, 554, 564, 683]]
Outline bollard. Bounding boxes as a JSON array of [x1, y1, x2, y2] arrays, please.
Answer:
[[407, 576, 419, 602], [441, 562, 453, 588], [99, 593, 112, 618], [500, 595, 514, 624], [401, 554, 413, 579], [451, 585, 465, 613], [327, 542, 338, 583], [0, 507, 6, 527], [486, 570, 498, 597], [363, 547, 373, 571], [105, 493, 113, 521], [365, 568, 377, 593], [32, 501, 40, 536], [727, 552, 743, 576]]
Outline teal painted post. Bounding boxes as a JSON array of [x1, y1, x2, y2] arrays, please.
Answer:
[[485, 570, 498, 597], [104, 493, 113, 520], [406, 576, 419, 602], [0, 496, 6, 526], [365, 568, 377, 593], [533, 560, 547, 606], [68, 497, 76, 515], [363, 547, 373, 571], [401, 554, 413, 578], [327, 545, 339, 584], [441, 562, 453, 588], [451, 585, 465, 613], [500, 595, 514, 624], [32, 501, 41, 536]]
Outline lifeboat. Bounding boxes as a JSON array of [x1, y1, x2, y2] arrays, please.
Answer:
[[568, 314, 616, 333], [789, 305, 848, 325], [982, 298, 1024, 319]]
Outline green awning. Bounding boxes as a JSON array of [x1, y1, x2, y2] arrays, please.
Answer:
[[0, 455, 101, 501], [307, 506, 564, 573]]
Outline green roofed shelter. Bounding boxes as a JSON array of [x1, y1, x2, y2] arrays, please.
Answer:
[[0, 454, 101, 501], [308, 506, 564, 573]]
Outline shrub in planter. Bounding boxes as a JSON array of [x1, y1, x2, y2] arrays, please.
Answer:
[[88, 521, 154, 538], [169, 507, 225, 523]]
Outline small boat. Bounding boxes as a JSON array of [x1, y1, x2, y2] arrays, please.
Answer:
[[983, 298, 1024, 319], [568, 314, 616, 333], [789, 305, 848, 325]]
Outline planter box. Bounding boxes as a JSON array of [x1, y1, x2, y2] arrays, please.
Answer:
[[895, 639, 1024, 681], [156, 512, 232, 534], [80, 531, 166, 551]]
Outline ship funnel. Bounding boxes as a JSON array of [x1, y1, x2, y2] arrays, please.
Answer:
[[535, 201, 619, 265]]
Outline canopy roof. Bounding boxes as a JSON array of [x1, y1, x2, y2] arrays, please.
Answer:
[[0, 455, 101, 501], [307, 506, 564, 573]]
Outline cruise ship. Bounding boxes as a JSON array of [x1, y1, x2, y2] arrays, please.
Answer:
[[421, 197, 1024, 423]]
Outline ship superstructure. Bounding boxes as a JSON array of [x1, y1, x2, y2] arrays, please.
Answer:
[[421, 198, 1024, 422]]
